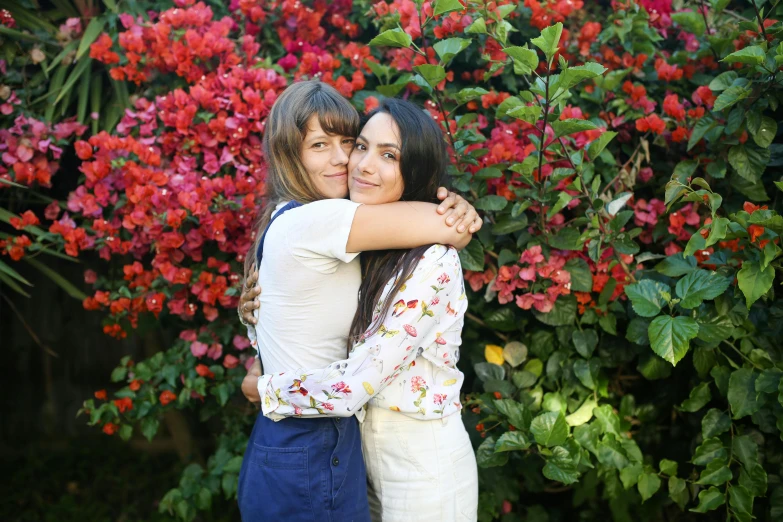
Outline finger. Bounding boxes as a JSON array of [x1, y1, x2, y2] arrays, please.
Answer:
[[469, 217, 483, 233], [436, 186, 449, 202], [451, 199, 469, 224], [442, 208, 457, 226], [437, 192, 457, 215], [457, 207, 478, 233]]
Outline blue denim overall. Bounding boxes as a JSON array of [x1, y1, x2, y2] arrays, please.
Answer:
[[237, 201, 370, 522]]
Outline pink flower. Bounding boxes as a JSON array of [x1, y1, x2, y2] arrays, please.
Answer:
[[519, 266, 537, 281], [437, 273, 450, 285], [232, 334, 251, 350], [519, 245, 544, 265], [223, 354, 239, 369], [206, 343, 223, 360], [434, 393, 446, 405], [322, 402, 335, 411], [516, 293, 555, 313], [331, 381, 352, 394], [190, 341, 208, 358], [410, 376, 427, 393]]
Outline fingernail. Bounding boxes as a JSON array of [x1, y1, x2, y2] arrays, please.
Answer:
[[447, 218, 454, 224], [438, 207, 444, 212], [458, 226, 466, 232]]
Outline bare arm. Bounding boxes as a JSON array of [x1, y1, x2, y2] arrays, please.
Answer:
[[346, 201, 473, 253]]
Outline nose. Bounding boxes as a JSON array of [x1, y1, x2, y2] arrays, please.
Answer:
[[356, 151, 375, 176], [331, 142, 349, 166]]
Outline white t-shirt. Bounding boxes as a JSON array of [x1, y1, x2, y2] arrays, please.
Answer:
[[248, 199, 362, 376]]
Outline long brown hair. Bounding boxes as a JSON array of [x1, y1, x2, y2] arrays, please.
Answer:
[[347, 99, 450, 349], [242, 80, 360, 282]]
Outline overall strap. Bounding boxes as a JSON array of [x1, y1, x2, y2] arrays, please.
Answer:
[[256, 201, 302, 266]]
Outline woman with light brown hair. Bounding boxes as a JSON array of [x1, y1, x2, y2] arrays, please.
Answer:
[[236, 81, 480, 522]]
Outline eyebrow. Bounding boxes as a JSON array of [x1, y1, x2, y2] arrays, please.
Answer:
[[357, 134, 400, 151]]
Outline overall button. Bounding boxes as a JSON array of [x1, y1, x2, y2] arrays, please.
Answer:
[[335, 418, 341, 423], [332, 457, 340, 466]]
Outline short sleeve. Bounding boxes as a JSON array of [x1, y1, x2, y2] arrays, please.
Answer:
[[286, 199, 362, 273]]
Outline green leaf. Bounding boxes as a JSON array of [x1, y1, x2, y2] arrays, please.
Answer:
[[533, 295, 576, 326], [140, 417, 159, 442], [729, 144, 770, 182], [504, 46, 539, 74], [495, 399, 531, 429], [530, 411, 568, 447], [648, 316, 699, 366], [713, 85, 751, 112], [736, 261, 774, 308], [477, 437, 509, 467], [506, 105, 542, 124], [702, 408, 731, 439], [625, 280, 670, 317], [739, 464, 767, 497], [638, 473, 662, 502], [474, 362, 504, 382], [473, 195, 508, 211], [693, 438, 727, 466], [587, 131, 617, 161], [705, 217, 729, 247], [620, 463, 644, 489], [455, 87, 489, 105], [465, 17, 487, 34], [709, 71, 738, 91], [459, 239, 484, 271], [551, 119, 598, 137], [369, 28, 413, 48], [433, 37, 471, 64], [680, 382, 711, 412], [688, 119, 715, 150], [413, 64, 447, 87], [593, 405, 622, 437], [531, 23, 563, 62], [494, 431, 531, 452], [76, 17, 107, 61], [730, 485, 754, 517], [671, 11, 706, 34], [119, 424, 133, 441], [659, 459, 678, 476], [669, 476, 689, 509], [503, 342, 528, 367], [572, 330, 598, 358], [565, 397, 597, 427], [655, 255, 697, 277], [223, 455, 244, 474], [728, 368, 761, 419], [542, 446, 580, 485], [675, 270, 731, 309], [732, 435, 758, 469], [564, 258, 592, 292], [690, 486, 725, 513], [54, 56, 92, 105], [697, 460, 733, 486], [721, 45, 766, 66], [554, 63, 607, 92], [433, 0, 464, 16], [751, 116, 777, 148], [195, 487, 212, 510]]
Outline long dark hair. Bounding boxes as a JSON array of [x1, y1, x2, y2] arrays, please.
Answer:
[[347, 98, 450, 349]]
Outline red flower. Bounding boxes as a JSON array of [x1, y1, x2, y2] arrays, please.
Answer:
[[114, 397, 133, 413], [102, 422, 118, 435], [94, 389, 107, 400], [748, 225, 765, 243], [129, 379, 142, 391], [159, 390, 177, 406], [195, 363, 215, 379], [743, 202, 768, 215], [636, 114, 666, 135]]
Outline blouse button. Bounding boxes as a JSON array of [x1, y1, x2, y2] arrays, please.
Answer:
[[332, 457, 340, 466]]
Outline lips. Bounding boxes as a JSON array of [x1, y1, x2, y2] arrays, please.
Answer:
[[325, 171, 348, 178], [352, 177, 378, 188]]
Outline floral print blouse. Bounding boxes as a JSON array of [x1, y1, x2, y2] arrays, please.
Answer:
[[257, 244, 467, 422]]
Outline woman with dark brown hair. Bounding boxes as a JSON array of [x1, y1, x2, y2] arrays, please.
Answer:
[[240, 96, 478, 522]]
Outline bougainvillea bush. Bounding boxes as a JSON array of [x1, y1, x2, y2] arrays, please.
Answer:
[[2, 0, 783, 520]]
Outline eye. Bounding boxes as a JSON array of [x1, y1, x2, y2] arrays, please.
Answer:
[[383, 152, 397, 160], [342, 138, 356, 146], [355, 143, 367, 151], [312, 142, 326, 149]]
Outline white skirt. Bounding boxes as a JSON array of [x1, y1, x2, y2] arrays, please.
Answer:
[[360, 405, 479, 522]]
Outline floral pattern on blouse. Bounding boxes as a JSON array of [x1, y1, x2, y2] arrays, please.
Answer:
[[257, 244, 467, 421]]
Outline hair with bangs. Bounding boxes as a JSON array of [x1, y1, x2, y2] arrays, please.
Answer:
[[243, 80, 360, 281]]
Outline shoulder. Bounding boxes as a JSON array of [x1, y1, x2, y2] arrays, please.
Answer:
[[414, 245, 463, 277], [293, 198, 361, 217]]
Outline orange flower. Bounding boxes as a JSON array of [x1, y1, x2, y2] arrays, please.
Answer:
[[102, 422, 118, 435], [493, 391, 503, 400], [475, 423, 485, 432], [748, 225, 765, 243], [129, 379, 142, 391], [94, 389, 107, 400], [159, 390, 177, 406]]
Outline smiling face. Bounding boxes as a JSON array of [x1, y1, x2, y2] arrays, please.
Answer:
[[300, 115, 356, 199], [348, 112, 405, 205]]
